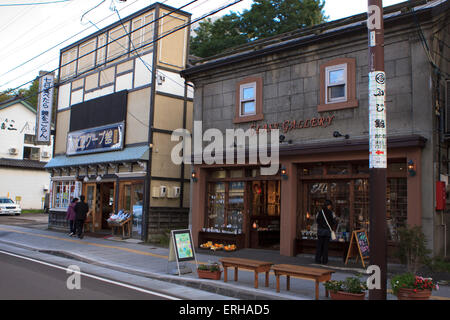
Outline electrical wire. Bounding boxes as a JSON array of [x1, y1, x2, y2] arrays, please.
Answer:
[[5, 0, 243, 107], [0, 0, 71, 6], [2, 0, 200, 93], [0, 0, 140, 83]]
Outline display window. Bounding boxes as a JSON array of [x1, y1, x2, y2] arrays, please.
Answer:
[[52, 181, 81, 209], [299, 161, 408, 243]]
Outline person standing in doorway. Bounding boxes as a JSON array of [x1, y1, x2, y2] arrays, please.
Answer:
[[66, 197, 78, 236], [315, 199, 336, 265], [74, 195, 90, 239]]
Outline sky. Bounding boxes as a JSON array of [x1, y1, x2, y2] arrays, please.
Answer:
[[0, 0, 406, 93]]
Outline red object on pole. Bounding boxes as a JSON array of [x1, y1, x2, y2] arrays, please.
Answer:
[[436, 181, 446, 211]]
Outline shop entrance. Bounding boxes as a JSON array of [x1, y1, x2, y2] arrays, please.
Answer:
[[100, 182, 115, 229], [248, 180, 281, 249], [84, 182, 116, 231]]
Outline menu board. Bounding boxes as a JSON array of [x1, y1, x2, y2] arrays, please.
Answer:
[[345, 229, 370, 268], [172, 229, 196, 262], [356, 230, 370, 258]]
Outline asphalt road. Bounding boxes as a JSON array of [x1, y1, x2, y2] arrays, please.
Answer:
[[0, 250, 177, 300]]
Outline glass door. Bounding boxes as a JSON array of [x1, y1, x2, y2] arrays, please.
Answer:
[[84, 183, 98, 231]]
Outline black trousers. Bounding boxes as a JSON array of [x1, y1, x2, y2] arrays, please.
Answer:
[[75, 219, 85, 237], [68, 220, 75, 234], [315, 236, 330, 264]]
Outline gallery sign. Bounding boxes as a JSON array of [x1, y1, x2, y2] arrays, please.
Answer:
[[35, 71, 54, 144], [66, 122, 124, 156], [251, 115, 335, 134]]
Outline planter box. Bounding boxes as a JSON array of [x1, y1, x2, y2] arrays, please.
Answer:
[[397, 288, 432, 300], [197, 269, 222, 280], [330, 291, 366, 300]]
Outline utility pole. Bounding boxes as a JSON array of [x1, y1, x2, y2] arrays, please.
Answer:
[[367, 0, 387, 300]]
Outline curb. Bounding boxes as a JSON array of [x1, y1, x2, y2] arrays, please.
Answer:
[[0, 239, 304, 300]]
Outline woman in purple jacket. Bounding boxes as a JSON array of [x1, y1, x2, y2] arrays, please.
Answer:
[[66, 198, 79, 236]]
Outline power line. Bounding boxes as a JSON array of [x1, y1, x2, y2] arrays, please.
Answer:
[[7, 0, 243, 107], [0, 0, 71, 6], [0, 0, 140, 82]]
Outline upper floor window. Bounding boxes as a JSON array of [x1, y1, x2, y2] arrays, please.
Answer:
[[24, 134, 35, 145], [326, 64, 347, 103], [23, 146, 40, 161], [319, 58, 358, 112], [240, 82, 257, 116], [234, 77, 263, 124]]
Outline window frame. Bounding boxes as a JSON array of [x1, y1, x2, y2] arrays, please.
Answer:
[[318, 58, 358, 112], [240, 82, 257, 116], [325, 63, 347, 103], [234, 77, 263, 124]]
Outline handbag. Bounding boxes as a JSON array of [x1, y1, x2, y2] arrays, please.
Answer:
[[322, 210, 336, 241]]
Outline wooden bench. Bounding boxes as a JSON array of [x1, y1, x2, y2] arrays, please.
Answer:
[[272, 264, 335, 300], [219, 257, 273, 289]]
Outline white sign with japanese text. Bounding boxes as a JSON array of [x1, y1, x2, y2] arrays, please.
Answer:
[[369, 71, 387, 168], [36, 72, 54, 144]]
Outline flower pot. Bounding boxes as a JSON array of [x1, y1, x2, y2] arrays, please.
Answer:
[[397, 288, 432, 300], [197, 269, 222, 280], [329, 291, 366, 300]]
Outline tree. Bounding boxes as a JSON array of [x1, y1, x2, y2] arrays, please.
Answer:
[[190, 0, 327, 58], [190, 13, 247, 59]]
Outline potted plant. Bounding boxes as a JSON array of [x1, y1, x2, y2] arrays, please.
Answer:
[[197, 263, 222, 280], [324, 276, 367, 300], [390, 273, 438, 300]]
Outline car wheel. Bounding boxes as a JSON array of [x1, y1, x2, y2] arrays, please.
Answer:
[[14, 213, 20, 216]]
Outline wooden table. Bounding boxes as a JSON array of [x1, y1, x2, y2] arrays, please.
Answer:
[[272, 264, 335, 300], [219, 257, 273, 289]]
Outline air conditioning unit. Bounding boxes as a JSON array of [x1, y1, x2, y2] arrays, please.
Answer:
[[167, 186, 181, 198], [8, 147, 18, 155], [152, 186, 167, 198], [42, 151, 50, 158]]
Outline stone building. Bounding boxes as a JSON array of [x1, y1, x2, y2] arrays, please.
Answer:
[[182, 0, 449, 257]]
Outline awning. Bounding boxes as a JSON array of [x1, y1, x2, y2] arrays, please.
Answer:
[[45, 145, 149, 169]]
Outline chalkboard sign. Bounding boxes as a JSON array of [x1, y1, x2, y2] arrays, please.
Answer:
[[345, 229, 370, 268], [356, 230, 370, 258]]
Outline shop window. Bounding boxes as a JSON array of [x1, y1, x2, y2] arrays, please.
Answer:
[[318, 58, 358, 112], [230, 169, 244, 178], [211, 170, 226, 179], [234, 77, 263, 124], [301, 166, 323, 176], [52, 181, 81, 209], [206, 182, 244, 234], [300, 178, 407, 242], [327, 164, 350, 175], [23, 146, 40, 161]]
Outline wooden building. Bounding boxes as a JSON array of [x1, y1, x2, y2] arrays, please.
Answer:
[[46, 3, 193, 241]]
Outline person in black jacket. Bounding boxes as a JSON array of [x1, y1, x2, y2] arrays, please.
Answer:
[[74, 195, 90, 239], [315, 199, 336, 265]]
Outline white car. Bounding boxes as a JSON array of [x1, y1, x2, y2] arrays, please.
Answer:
[[0, 198, 21, 215]]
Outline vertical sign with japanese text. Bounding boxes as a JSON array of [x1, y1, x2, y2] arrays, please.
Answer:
[[36, 71, 54, 144], [369, 71, 386, 168]]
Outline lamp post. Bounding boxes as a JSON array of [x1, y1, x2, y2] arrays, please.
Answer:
[[368, 0, 387, 300]]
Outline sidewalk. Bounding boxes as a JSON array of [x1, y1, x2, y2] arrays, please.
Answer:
[[0, 223, 448, 300]]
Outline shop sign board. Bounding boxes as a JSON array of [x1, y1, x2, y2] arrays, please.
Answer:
[[345, 229, 370, 268], [66, 122, 124, 156], [168, 229, 197, 276], [369, 71, 387, 168], [35, 71, 54, 145]]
